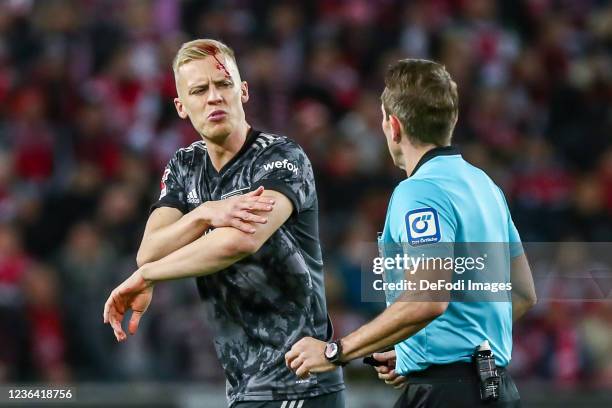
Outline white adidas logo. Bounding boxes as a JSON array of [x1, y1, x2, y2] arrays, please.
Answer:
[[187, 189, 200, 204]]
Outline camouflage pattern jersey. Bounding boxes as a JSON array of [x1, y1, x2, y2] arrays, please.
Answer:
[[151, 128, 345, 406]]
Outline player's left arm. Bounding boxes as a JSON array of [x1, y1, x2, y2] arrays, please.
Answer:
[[104, 139, 312, 341], [139, 189, 292, 281], [103, 189, 293, 342], [137, 136, 313, 282]]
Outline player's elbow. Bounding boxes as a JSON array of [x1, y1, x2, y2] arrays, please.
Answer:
[[136, 248, 153, 268]]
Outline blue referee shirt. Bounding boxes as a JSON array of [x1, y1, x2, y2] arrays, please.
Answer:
[[379, 146, 523, 375]]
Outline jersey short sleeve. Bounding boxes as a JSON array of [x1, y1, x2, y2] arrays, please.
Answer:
[[388, 179, 457, 245], [250, 139, 315, 214], [150, 151, 188, 214], [384, 179, 456, 302]]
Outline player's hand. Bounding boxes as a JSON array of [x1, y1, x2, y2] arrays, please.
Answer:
[[198, 186, 275, 234], [285, 337, 336, 379], [372, 350, 407, 389], [103, 269, 154, 342]]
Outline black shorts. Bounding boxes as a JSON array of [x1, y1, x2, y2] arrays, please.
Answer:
[[233, 390, 346, 408], [394, 363, 521, 408]]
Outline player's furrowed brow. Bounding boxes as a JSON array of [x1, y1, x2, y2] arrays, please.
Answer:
[[189, 84, 209, 95], [214, 78, 234, 87]]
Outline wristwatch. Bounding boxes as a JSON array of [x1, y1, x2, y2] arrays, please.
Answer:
[[324, 340, 347, 366]]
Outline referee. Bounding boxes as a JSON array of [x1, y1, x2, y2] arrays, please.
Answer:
[[286, 59, 536, 408]]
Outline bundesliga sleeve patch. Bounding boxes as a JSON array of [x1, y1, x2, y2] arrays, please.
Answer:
[[405, 207, 441, 246], [159, 168, 170, 199]]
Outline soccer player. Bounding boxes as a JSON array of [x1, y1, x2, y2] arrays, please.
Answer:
[[285, 60, 536, 407], [103, 39, 345, 407]]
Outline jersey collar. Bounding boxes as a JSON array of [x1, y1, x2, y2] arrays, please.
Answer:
[[220, 127, 260, 171], [409, 145, 460, 177], [206, 127, 261, 177]]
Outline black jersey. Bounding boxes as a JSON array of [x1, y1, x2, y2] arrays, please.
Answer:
[[151, 128, 344, 405]]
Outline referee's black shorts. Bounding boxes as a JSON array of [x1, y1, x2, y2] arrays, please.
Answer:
[[394, 363, 521, 408], [234, 390, 346, 408]]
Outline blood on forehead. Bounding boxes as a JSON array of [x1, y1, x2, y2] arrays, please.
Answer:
[[198, 44, 232, 79]]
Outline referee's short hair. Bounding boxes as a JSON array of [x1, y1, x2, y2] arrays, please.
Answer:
[[382, 59, 458, 146]]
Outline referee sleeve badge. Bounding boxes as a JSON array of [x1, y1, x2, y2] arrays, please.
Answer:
[[405, 207, 441, 246]]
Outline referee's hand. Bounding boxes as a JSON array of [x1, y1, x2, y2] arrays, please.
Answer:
[[372, 350, 407, 389], [285, 337, 336, 379]]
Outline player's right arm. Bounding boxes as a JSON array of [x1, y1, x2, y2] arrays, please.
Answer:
[[137, 187, 276, 267], [136, 206, 204, 267], [136, 150, 276, 267]]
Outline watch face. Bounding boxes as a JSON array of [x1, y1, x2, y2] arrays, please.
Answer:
[[325, 342, 338, 359]]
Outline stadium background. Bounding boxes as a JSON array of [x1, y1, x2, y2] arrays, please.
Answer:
[[0, 0, 611, 406]]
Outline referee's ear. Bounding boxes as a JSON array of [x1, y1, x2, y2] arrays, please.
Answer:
[[389, 114, 403, 143]]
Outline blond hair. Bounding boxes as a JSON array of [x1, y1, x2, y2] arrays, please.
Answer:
[[172, 39, 237, 76]]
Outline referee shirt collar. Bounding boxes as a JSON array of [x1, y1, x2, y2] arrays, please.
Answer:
[[409, 145, 460, 177]]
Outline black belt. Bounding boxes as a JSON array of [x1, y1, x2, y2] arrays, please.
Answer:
[[407, 362, 507, 382]]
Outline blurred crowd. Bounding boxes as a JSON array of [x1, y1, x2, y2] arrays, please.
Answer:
[[0, 0, 611, 389]]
